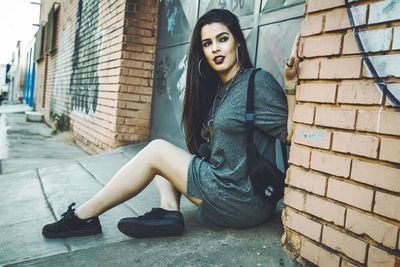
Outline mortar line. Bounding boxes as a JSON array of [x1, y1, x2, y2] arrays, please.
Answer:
[[36, 168, 72, 253], [77, 161, 140, 216]]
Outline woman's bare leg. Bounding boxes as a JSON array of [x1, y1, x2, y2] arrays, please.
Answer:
[[154, 176, 181, 211], [75, 139, 202, 219]]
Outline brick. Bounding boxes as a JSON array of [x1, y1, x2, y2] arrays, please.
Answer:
[[341, 260, 357, 267], [386, 84, 400, 107], [369, 0, 400, 24], [325, 5, 367, 32], [294, 125, 331, 149], [322, 226, 367, 263], [368, 246, 398, 267], [320, 57, 362, 79], [377, 111, 400, 136], [343, 29, 392, 54], [288, 145, 311, 168], [300, 15, 323, 37], [311, 150, 351, 178], [283, 187, 305, 211], [292, 104, 314, 124], [300, 238, 340, 267], [394, 27, 400, 50], [351, 159, 400, 192], [332, 132, 379, 158], [327, 178, 374, 211], [305, 194, 346, 226], [298, 60, 320, 79], [356, 109, 380, 133], [125, 118, 149, 127], [337, 83, 382, 105], [363, 55, 400, 78], [374, 191, 400, 221], [287, 166, 327, 196], [345, 209, 398, 249], [315, 107, 356, 130], [297, 83, 337, 103], [282, 229, 302, 253], [283, 208, 322, 241], [380, 137, 400, 163], [303, 35, 342, 57]]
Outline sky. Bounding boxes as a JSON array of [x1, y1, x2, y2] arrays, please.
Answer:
[[0, 0, 40, 65]]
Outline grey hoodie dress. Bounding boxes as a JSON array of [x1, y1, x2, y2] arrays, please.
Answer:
[[187, 68, 288, 229]]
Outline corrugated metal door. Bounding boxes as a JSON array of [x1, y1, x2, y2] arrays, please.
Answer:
[[151, 0, 305, 152]]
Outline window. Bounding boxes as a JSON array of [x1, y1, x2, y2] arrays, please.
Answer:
[[45, 3, 60, 53], [34, 23, 46, 61]]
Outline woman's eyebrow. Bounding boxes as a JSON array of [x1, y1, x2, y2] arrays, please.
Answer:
[[201, 32, 230, 42]]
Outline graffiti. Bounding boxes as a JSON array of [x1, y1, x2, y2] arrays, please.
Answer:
[[167, 6, 178, 35], [300, 130, 324, 140], [177, 54, 187, 102], [218, 0, 245, 10], [155, 53, 175, 95], [218, 0, 227, 9], [155, 52, 187, 103], [345, 0, 400, 109], [383, 0, 396, 13], [232, 0, 245, 10], [155, 61, 167, 95], [70, 0, 101, 115]]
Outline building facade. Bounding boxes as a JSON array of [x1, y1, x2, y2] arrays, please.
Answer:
[[35, 0, 399, 266], [282, 0, 400, 266], [35, 0, 159, 154]]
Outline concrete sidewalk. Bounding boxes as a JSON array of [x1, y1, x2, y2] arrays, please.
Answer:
[[0, 106, 299, 267]]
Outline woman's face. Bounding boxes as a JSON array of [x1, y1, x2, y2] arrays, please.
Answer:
[[200, 22, 240, 83]]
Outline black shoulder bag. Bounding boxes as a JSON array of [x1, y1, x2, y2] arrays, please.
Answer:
[[245, 68, 288, 202]]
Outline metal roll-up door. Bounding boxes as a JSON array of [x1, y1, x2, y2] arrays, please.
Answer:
[[151, 0, 305, 152]]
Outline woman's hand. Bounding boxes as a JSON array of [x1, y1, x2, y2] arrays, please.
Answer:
[[284, 33, 300, 92], [284, 33, 301, 145]]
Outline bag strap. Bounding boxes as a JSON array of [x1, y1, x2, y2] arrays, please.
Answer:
[[245, 68, 288, 169]]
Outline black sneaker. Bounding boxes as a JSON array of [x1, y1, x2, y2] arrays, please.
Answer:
[[117, 208, 184, 238], [42, 203, 102, 238]]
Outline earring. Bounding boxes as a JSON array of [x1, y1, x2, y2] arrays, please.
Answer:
[[198, 57, 207, 79], [236, 46, 241, 66]]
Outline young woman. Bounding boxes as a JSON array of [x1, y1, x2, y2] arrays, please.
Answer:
[[42, 9, 299, 238]]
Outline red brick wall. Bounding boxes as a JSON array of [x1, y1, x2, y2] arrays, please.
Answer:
[[115, 0, 158, 146], [35, 0, 159, 154], [282, 0, 400, 266]]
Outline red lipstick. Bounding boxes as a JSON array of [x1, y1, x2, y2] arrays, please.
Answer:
[[213, 56, 225, 65]]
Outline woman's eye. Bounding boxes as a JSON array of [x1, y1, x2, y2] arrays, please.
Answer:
[[220, 36, 228, 42], [202, 42, 211, 47]]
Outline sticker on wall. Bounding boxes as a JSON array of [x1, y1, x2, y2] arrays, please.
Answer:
[[199, 0, 254, 17]]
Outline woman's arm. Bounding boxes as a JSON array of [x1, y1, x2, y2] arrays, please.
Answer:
[[284, 33, 301, 145]]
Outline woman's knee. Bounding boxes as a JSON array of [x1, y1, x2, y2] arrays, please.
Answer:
[[143, 139, 172, 168], [146, 139, 171, 156]]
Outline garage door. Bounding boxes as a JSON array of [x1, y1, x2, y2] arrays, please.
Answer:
[[151, 0, 305, 160]]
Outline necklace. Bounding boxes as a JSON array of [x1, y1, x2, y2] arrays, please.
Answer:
[[201, 66, 243, 143], [210, 66, 243, 123], [199, 67, 243, 160]]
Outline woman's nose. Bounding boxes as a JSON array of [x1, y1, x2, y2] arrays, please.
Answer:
[[212, 42, 220, 53]]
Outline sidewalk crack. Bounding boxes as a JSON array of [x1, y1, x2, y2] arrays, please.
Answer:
[[36, 168, 72, 253], [77, 162, 139, 216]]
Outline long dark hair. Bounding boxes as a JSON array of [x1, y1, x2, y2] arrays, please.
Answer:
[[182, 9, 253, 153]]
